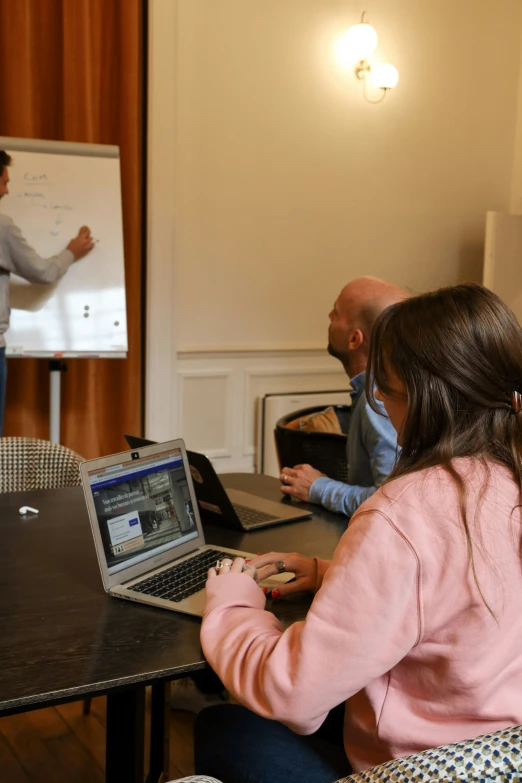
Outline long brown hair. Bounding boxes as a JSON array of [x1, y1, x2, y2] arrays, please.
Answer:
[[367, 283, 522, 611]]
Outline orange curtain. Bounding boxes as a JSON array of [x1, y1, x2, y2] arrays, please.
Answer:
[[0, 0, 144, 459]]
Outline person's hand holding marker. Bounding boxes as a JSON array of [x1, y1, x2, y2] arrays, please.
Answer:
[[67, 225, 96, 260]]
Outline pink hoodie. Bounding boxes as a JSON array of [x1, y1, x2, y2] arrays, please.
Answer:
[[201, 459, 522, 771]]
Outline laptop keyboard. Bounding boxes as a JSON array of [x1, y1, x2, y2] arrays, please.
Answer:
[[232, 503, 278, 527], [130, 548, 233, 603]]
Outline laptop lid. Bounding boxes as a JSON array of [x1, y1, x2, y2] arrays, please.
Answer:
[[125, 434, 156, 449], [80, 439, 205, 592], [124, 435, 311, 528], [125, 434, 237, 520], [187, 450, 244, 523], [125, 436, 244, 524]]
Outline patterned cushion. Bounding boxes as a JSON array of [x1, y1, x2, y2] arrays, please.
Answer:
[[337, 725, 522, 782], [0, 437, 84, 492], [167, 778, 223, 783]]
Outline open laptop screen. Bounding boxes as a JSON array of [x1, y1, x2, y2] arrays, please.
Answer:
[[86, 448, 199, 575]]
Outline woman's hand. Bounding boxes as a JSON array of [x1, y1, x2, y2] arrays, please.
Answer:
[[207, 552, 317, 599], [250, 551, 318, 598], [208, 556, 255, 580]]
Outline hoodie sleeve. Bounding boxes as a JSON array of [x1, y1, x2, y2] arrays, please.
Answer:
[[201, 508, 421, 735]]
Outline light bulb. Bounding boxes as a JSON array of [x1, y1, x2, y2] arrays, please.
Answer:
[[372, 63, 399, 90], [340, 23, 378, 62]]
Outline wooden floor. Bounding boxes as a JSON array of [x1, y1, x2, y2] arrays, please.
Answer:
[[0, 693, 195, 782]]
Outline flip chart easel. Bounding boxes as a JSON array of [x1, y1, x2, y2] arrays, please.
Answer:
[[0, 137, 128, 443]]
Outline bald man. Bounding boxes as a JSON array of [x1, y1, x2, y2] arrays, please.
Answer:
[[280, 277, 407, 518]]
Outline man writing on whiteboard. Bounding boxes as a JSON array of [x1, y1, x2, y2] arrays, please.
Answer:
[[0, 149, 94, 436]]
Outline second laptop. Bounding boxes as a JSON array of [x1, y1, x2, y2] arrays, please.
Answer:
[[125, 435, 312, 531]]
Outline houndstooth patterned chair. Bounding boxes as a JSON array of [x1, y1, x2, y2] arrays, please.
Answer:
[[167, 727, 522, 783], [167, 778, 223, 783], [336, 724, 522, 782], [0, 437, 83, 493], [0, 437, 88, 712]]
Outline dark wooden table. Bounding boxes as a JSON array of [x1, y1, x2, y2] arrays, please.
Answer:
[[0, 473, 346, 782]]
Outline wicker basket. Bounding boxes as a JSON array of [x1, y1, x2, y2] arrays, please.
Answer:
[[274, 404, 351, 482]]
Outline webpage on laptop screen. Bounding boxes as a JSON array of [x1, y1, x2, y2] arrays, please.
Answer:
[[88, 449, 199, 575]]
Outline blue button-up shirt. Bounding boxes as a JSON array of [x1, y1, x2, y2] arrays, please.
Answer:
[[308, 371, 399, 518]]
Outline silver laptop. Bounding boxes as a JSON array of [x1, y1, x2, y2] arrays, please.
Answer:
[[80, 439, 292, 617], [124, 435, 313, 531]]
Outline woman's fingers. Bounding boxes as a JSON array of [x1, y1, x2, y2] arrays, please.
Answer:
[[229, 557, 245, 574], [210, 557, 258, 580], [268, 579, 307, 599], [250, 552, 299, 577], [249, 551, 291, 570], [210, 557, 233, 577], [255, 562, 290, 582], [255, 563, 278, 581], [209, 555, 303, 587]]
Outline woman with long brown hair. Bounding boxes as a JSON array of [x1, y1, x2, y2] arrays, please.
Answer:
[[194, 283, 522, 783]]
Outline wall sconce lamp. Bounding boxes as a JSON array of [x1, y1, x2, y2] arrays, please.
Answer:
[[342, 12, 398, 103]]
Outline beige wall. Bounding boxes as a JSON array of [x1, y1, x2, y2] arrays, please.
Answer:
[[165, 0, 522, 352], [146, 0, 522, 465], [511, 9, 522, 214]]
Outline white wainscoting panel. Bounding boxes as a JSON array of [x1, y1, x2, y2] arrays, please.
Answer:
[[174, 352, 346, 472], [177, 369, 234, 458]]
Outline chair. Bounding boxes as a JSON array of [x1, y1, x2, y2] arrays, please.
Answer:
[[167, 778, 223, 783], [336, 723, 522, 782], [0, 437, 90, 713], [274, 405, 351, 482], [166, 726, 522, 783], [0, 437, 83, 492]]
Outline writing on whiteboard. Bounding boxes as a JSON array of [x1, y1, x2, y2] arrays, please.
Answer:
[[23, 172, 48, 182], [4, 144, 128, 354], [16, 175, 73, 235], [18, 193, 73, 210]]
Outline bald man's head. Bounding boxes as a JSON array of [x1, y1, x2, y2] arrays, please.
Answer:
[[328, 276, 408, 377]]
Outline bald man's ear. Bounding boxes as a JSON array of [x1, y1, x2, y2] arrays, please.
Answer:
[[348, 328, 364, 351]]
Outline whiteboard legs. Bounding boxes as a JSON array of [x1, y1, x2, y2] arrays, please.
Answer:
[[49, 360, 66, 444]]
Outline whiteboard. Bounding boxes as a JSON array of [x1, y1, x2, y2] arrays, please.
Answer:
[[0, 137, 127, 357], [483, 211, 522, 325]]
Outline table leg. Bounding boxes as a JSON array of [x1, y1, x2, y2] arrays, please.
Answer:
[[147, 681, 170, 783], [106, 687, 145, 783]]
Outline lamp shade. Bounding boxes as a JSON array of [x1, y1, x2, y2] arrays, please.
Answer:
[[341, 23, 378, 61], [372, 63, 399, 89]]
